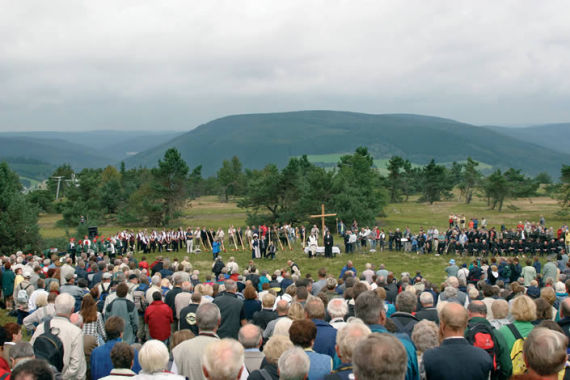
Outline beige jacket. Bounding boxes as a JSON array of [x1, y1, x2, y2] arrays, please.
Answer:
[[31, 315, 86, 380]]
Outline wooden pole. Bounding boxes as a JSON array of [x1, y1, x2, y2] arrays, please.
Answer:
[[285, 227, 292, 251], [237, 230, 246, 251]]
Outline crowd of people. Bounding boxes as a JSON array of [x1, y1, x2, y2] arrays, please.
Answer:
[[1, 231, 570, 380]]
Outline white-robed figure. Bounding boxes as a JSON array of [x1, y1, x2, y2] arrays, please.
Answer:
[[252, 234, 261, 259], [308, 233, 318, 258]]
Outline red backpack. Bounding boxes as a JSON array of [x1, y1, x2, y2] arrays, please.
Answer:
[[465, 323, 500, 373]]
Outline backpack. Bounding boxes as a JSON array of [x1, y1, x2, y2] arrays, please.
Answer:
[[390, 317, 416, 338], [33, 320, 65, 372], [500, 265, 511, 280], [507, 323, 527, 375], [465, 323, 500, 373], [97, 283, 111, 313], [16, 283, 32, 304], [133, 284, 149, 313]]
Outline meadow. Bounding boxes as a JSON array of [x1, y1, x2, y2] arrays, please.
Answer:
[[37, 194, 568, 285]]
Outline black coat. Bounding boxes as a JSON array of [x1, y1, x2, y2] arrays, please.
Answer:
[[252, 309, 278, 330], [423, 338, 492, 380]]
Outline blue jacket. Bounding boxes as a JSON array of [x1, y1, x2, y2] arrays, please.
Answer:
[[339, 266, 357, 279], [369, 324, 419, 380], [305, 349, 333, 380], [90, 338, 141, 380], [423, 338, 492, 380], [312, 319, 337, 359]]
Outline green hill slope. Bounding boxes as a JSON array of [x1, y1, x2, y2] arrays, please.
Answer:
[[485, 123, 570, 154], [119, 111, 570, 178]]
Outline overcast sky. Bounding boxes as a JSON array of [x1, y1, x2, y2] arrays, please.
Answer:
[[1, 0, 570, 131]]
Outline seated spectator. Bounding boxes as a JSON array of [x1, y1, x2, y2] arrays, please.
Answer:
[[100, 342, 136, 379], [353, 333, 408, 380], [202, 339, 244, 380], [278, 347, 310, 380], [135, 340, 184, 379]]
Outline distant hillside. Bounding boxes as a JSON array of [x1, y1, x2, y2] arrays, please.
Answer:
[[0, 130, 183, 162], [0, 137, 112, 170], [485, 123, 570, 154], [124, 111, 570, 178]]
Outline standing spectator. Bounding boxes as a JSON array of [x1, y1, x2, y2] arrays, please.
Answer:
[[415, 292, 439, 324], [27, 279, 47, 313], [8, 342, 35, 371], [105, 283, 138, 344], [511, 327, 568, 380], [99, 342, 136, 379], [248, 336, 293, 380], [172, 303, 221, 380], [423, 303, 492, 380], [212, 280, 246, 339], [145, 292, 174, 343], [304, 297, 337, 359], [80, 294, 107, 345], [30, 293, 86, 379], [354, 291, 418, 380], [327, 298, 348, 330], [14, 271, 34, 325], [290, 319, 332, 380], [136, 340, 184, 380], [90, 316, 142, 380], [278, 348, 310, 380], [239, 324, 264, 373], [164, 274, 183, 327], [252, 293, 277, 330], [10, 359, 55, 380], [521, 259, 537, 286], [411, 320, 439, 380], [263, 300, 290, 340], [390, 291, 420, 337], [498, 296, 536, 354], [4, 322, 23, 362], [179, 292, 201, 334], [489, 300, 511, 330], [242, 286, 261, 321], [23, 293, 56, 332], [324, 319, 371, 380], [353, 334, 408, 380], [445, 259, 459, 278], [0, 326, 11, 378], [2, 263, 15, 311], [202, 339, 244, 380]]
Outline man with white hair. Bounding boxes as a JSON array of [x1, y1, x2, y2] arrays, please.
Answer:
[[202, 339, 245, 380], [278, 348, 310, 380], [327, 299, 348, 330], [146, 275, 162, 305], [326, 320, 371, 380], [137, 340, 184, 379], [415, 292, 439, 324], [522, 327, 568, 379], [30, 293, 86, 379]]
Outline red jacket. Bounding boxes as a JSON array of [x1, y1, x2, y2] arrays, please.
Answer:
[[0, 356, 10, 379], [144, 300, 173, 341]]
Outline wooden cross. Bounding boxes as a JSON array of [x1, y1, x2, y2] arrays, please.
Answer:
[[309, 204, 337, 238]]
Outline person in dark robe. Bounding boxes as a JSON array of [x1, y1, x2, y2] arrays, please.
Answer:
[[324, 231, 334, 258]]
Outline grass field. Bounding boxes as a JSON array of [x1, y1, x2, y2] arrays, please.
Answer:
[[37, 195, 569, 285]]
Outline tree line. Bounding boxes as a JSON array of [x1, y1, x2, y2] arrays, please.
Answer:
[[1, 148, 568, 253]]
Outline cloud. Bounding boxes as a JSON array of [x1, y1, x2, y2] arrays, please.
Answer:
[[1, 0, 570, 130]]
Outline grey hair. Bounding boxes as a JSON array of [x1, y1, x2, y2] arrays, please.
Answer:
[[224, 279, 237, 292], [395, 291, 416, 313], [355, 291, 385, 325], [197, 303, 221, 331], [9, 342, 34, 360], [202, 338, 244, 380], [411, 320, 439, 354], [524, 327, 568, 376], [54, 293, 75, 316], [278, 347, 310, 380], [353, 333, 408, 380], [151, 275, 161, 286], [181, 281, 193, 292], [327, 298, 348, 318], [419, 292, 434, 306], [336, 319, 371, 362]]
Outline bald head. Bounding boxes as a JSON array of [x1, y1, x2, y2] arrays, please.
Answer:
[[276, 300, 289, 315], [440, 302, 468, 337], [467, 300, 487, 317], [238, 324, 262, 349]]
